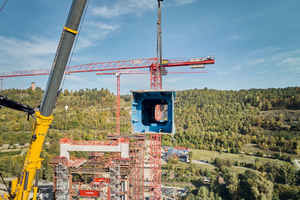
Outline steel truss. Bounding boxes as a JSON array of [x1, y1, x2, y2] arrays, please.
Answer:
[[55, 163, 69, 200], [132, 149, 144, 200], [110, 164, 120, 200], [150, 134, 161, 200]]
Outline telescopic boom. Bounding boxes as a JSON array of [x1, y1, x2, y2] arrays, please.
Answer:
[[0, 1, 88, 199]]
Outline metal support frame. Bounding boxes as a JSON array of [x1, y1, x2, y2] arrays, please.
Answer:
[[150, 134, 161, 200], [0, 79, 3, 91], [109, 164, 120, 200], [132, 149, 144, 200], [116, 73, 120, 135], [55, 163, 69, 200], [156, 0, 162, 89]]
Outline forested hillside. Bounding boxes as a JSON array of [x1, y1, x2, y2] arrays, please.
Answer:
[[0, 87, 131, 146], [1, 86, 300, 180], [166, 87, 300, 155], [0, 87, 131, 178]]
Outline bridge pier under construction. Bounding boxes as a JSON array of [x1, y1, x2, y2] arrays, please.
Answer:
[[50, 135, 146, 200]]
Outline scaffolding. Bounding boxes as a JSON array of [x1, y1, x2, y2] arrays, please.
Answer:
[[150, 134, 161, 200], [51, 135, 146, 200], [131, 149, 144, 200], [55, 163, 69, 200], [109, 164, 120, 200]]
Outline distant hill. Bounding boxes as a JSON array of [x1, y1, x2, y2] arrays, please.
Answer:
[[169, 87, 300, 154], [0, 87, 131, 150], [1, 86, 300, 155]]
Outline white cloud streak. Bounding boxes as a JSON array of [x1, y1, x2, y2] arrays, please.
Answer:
[[76, 21, 120, 50], [247, 58, 265, 65], [66, 75, 86, 82], [0, 35, 57, 72], [92, 0, 197, 19], [231, 65, 242, 70], [247, 48, 300, 74], [170, 0, 197, 6], [256, 70, 269, 74], [92, 0, 156, 19]]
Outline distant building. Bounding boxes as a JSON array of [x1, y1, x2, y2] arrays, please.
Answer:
[[31, 82, 35, 91], [203, 177, 211, 184], [218, 176, 225, 185], [163, 151, 189, 162], [177, 154, 189, 162]]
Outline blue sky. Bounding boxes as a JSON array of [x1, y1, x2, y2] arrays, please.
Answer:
[[0, 0, 299, 95]]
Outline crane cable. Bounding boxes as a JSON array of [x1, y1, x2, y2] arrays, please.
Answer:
[[60, 0, 90, 93], [0, 0, 8, 12]]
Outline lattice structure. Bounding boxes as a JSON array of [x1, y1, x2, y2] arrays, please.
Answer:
[[150, 134, 161, 200], [150, 65, 162, 91], [109, 164, 120, 200], [131, 148, 144, 200], [55, 163, 69, 200], [51, 136, 146, 200], [116, 73, 120, 135]]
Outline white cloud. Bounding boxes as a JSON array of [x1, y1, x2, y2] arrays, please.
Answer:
[[75, 36, 96, 50], [276, 57, 300, 74], [165, 0, 197, 6], [92, 0, 197, 19], [65, 75, 86, 82], [0, 35, 57, 72], [75, 21, 120, 50], [85, 22, 119, 31], [231, 65, 242, 70], [256, 70, 269, 74], [92, 0, 156, 19], [276, 57, 300, 67], [250, 46, 289, 54], [246, 48, 300, 74], [248, 58, 265, 65]]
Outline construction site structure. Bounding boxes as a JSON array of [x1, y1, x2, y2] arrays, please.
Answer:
[[0, 1, 89, 200], [0, 57, 214, 79], [50, 134, 146, 200]]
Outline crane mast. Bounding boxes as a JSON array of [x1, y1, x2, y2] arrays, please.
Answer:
[[156, 0, 163, 89], [0, 0, 88, 199]]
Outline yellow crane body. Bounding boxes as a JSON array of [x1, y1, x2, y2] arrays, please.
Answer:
[[0, 112, 52, 200]]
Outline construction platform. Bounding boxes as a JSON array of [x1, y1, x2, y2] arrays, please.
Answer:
[[50, 134, 146, 200]]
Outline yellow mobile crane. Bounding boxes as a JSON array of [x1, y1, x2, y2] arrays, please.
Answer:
[[0, 0, 88, 199]]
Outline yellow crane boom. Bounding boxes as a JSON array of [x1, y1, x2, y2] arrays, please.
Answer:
[[0, 0, 88, 199]]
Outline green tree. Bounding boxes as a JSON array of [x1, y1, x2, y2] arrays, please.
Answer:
[[188, 151, 194, 163], [239, 170, 258, 200], [13, 161, 22, 177], [250, 176, 273, 200], [197, 186, 209, 198], [224, 168, 240, 200], [19, 138, 26, 145]]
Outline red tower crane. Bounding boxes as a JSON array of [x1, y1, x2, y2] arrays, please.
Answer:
[[96, 70, 208, 135], [0, 58, 213, 79]]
